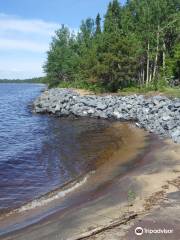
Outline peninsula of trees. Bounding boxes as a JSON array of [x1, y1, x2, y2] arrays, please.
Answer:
[[44, 0, 180, 92]]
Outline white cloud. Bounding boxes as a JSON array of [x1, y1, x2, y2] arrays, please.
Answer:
[[0, 13, 59, 36], [0, 13, 60, 78], [0, 38, 49, 52], [0, 13, 59, 52]]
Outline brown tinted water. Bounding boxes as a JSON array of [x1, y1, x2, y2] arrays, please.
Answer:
[[0, 118, 150, 238], [0, 84, 127, 215], [0, 84, 151, 238]]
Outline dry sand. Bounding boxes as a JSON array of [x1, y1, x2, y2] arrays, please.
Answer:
[[84, 140, 180, 240]]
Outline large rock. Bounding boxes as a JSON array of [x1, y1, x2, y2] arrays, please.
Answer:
[[34, 88, 180, 143]]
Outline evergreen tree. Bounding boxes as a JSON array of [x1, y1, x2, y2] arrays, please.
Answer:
[[78, 18, 95, 46], [104, 0, 121, 33], [44, 0, 180, 91], [95, 13, 101, 35], [43, 25, 79, 86], [166, 42, 180, 84]]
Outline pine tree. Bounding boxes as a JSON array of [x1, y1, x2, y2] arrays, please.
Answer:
[[43, 25, 79, 86], [104, 0, 121, 33], [95, 13, 101, 35], [79, 18, 95, 46], [44, 0, 180, 91]]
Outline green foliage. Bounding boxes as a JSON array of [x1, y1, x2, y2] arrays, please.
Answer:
[[0, 77, 46, 84], [119, 85, 155, 93], [127, 189, 136, 207], [160, 87, 180, 98], [166, 42, 180, 82], [118, 85, 180, 98], [43, 25, 79, 86], [58, 80, 103, 93], [104, 0, 122, 33], [95, 13, 101, 35], [44, 0, 180, 92]]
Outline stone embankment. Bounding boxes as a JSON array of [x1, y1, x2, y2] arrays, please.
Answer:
[[34, 88, 180, 143]]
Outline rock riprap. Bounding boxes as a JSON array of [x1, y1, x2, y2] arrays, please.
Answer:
[[34, 88, 180, 143]]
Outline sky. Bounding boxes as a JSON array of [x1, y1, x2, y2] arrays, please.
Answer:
[[0, 0, 125, 79]]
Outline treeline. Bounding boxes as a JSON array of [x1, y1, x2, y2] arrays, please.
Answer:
[[44, 0, 180, 92], [0, 77, 46, 84]]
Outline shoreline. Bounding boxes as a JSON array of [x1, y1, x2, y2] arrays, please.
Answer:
[[33, 88, 180, 239], [1, 88, 179, 239], [0, 122, 150, 239], [1, 128, 180, 239], [34, 88, 180, 143]]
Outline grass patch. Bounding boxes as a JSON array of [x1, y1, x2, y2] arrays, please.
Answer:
[[52, 80, 180, 98], [160, 87, 180, 98], [58, 80, 104, 93], [118, 86, 180, 98]]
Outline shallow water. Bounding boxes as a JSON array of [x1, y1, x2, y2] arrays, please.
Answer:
[[0, 83, 129, 214], [0, 84, 156, 238]]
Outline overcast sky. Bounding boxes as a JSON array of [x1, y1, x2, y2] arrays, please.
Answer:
[[0, 0, 125, 79]]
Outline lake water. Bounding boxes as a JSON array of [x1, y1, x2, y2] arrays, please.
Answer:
[[0, 83, 123, 214]]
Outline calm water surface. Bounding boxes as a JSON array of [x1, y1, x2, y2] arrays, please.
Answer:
[[0, 84, 117, 213]]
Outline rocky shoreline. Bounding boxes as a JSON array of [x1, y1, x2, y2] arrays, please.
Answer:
[[34, 88, 180, 143]]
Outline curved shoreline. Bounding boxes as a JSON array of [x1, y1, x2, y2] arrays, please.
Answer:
[[1, 128, 180, 240], [34, 88, 180, 143], [1, 88, 179, 239], [0, 121, 149, 238]]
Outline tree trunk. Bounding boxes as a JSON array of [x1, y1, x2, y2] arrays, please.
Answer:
[[146, 41, 150, 86], [152, 26, 160, 81], [139, 71, 141, 86], [163, 40, 166, 76], [149, 71, 152, 83], [142, 68, 145, 86]]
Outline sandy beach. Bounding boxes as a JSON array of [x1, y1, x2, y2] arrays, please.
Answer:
[[0, 121, 179, 240]]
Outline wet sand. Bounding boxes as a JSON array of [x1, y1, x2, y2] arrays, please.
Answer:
[[88, 140, 180, 240], [0, 123, 179, 240]]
